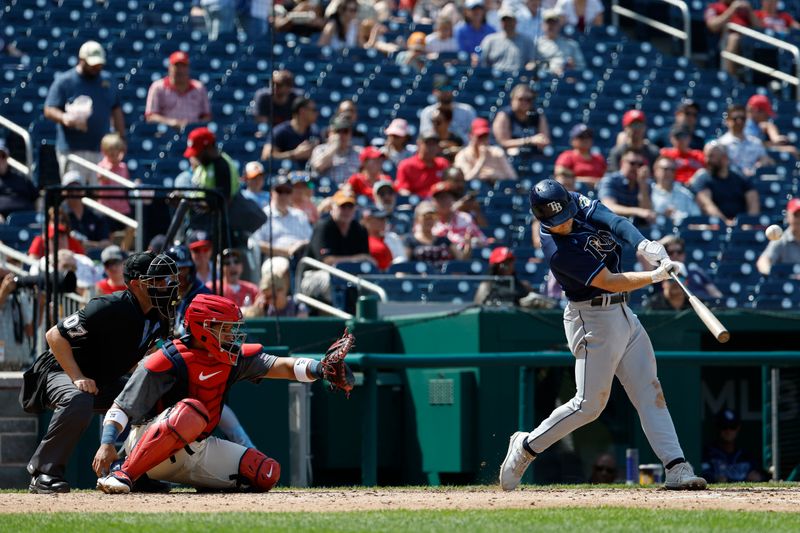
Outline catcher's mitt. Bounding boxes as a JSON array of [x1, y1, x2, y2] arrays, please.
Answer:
[[321, 328, 356, 398]]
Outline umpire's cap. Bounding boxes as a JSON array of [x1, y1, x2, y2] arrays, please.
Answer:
[[123, 251, 156, 285], [529, 179, 578, 228]]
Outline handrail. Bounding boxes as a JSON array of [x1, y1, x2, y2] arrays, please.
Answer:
[[0, 241, 37, 268], [296, 257, 388, 302], [725, 22, 800, 100], [295, 293, 353, 319], [82, 197, 139, 229], [66, 154, 144, 251], [611, 0, 691, 58], [0, 114, 33, 177]]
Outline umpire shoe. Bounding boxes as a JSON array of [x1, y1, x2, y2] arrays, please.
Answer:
[[665, 462, 707, 490], [499, 431, 536, 491], [29, 473, 70, 494], [97, 471, 132, 494]]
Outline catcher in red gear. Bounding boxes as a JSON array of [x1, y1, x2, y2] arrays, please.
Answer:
[[93, 294, 354, 494]]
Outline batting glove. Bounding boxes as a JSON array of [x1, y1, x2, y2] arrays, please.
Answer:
[[650, 259, 686, 283], [638, 239, 669, 267]]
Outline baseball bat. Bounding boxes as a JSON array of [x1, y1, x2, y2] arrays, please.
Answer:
[[670, 272, 730, 343], [157, 198, 190, 253]]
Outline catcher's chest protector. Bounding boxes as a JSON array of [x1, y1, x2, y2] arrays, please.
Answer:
[[148, 339, 234, 438]]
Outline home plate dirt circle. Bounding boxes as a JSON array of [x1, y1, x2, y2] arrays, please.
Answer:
[[1, 486, 799, 513]]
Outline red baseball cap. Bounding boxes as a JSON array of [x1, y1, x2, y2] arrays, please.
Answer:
[[183, 127, 216, 159], [471, 118, 491, 137], [359, 146, 383, 164], [489, 246, 515, 265], [622, 110, 646, 127], [787, 198, 800, 214], [747, 94, 775, 117], [169, 51, 190, 65]]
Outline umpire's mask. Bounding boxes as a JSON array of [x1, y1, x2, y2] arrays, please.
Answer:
[[139, 254, 180, 322]]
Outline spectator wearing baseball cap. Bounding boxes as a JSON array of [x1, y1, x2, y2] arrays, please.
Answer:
[[653, 100, 704, 151], [419, 75, 477, 143], [44, 40, 124, 186], [96, 245, 127, 294], [251, 175, 312, 259], [0, 139, 39, 219], [240, 161, 270, 210], [474, 246, 536, 306], [454, 118, 517, 183], [186, 229, 214, 285], [478, 7, 537, 73], [145, 51, 211, 129], [382, 119, 415, 164], [745, 94, 800, 159], [455, 0, 496, 56], [184, 127, 240, 201], [431, 181, 487, 249], [371, 179, 409, 232], [346, 146, 392, 199], [554, 124, 607, 185], [659, 124, 706, 184], [309, 115, 361, 186], [536, 10, 586, 76], [395, 31, 428, 71], [701, 408, 763, 483], [395, 131, 451, 197], [608, 109, 661, 173], [757, 198, 800, 276], [362, 207, 407, 271], [208, 249, 259, 308]]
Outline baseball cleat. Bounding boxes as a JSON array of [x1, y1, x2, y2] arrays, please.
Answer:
[[97, 472, 132, 494], [664, 462, 707, 490], [499, 431, 536, 491]]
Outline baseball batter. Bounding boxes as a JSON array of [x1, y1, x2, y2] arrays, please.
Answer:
[[499, 179, 707, 491], [93, 294, 354, 493]]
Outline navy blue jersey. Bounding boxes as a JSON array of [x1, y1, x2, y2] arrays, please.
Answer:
[[540, 193, 646, 301]]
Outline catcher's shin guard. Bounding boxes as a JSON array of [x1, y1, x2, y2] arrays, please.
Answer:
[[121, 398, 209, 482], [238, 448, 280, 491]]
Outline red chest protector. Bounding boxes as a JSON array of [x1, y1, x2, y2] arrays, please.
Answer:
[[145, 339, 263, 438]]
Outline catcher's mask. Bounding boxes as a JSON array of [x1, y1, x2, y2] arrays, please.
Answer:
[[139, 253, 180, 322], [185, 294, 246, 365]]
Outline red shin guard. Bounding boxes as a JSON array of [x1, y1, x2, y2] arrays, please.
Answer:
[[239, 448, 280, 491]]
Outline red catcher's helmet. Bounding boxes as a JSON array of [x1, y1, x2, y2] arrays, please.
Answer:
[[184, 294, 245, 365]]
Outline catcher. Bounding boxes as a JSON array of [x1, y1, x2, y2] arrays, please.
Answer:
[[93, 294, 354, 493]]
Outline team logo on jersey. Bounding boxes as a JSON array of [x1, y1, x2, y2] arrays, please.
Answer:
[[547, 201, 563, 213], [584, 230, 616, 260], [578, 195, 591, 208]]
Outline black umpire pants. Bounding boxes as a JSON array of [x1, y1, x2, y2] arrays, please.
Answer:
[[28, 371, 125, 478]]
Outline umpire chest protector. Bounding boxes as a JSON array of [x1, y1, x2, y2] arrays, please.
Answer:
[[145, 339, 258, 438]]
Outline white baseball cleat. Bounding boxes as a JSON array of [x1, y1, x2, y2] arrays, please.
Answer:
[[664, 462, 707, 490], [96, 472, 132, 494], [499, 431, 536, 491]]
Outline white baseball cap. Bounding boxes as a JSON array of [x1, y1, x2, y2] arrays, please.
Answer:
[[79, 41, 106, 66]]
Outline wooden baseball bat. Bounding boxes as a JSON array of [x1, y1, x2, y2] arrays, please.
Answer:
[[670, 272, 730, 343]]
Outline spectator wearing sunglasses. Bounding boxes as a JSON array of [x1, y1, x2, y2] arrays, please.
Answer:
[[659, 124, 706, 184], [608, 110, 660, 173], [650, 156, 700, 226], [597, 147, 656, 227], [715, 104, 773, 177], [653, 100, 705, 151], [309, 115, 361, 186], [454, 118, 517, 184], [657, 235, 721, 301], [207, 249, 259, 308], [589, 453, 619, 484], [250, 175, 312, 260], [554, 124, 607, 186]]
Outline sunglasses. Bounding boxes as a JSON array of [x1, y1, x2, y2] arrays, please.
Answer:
[[682, 111, 698, 117], [625, 159, 645, 166], [339, 203, 355, 209], [728, 115, 746, 122], [223, 259, 241, 266], [275, 187, 293, 195], [593, 465, 615, 474], [659, 165, 676, 171], [515, 96, 533, 102], [667, 247, 684, 254], [335, 128, 352, 134]]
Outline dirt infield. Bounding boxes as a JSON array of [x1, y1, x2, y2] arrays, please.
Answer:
[[1, 486, 799, 514]]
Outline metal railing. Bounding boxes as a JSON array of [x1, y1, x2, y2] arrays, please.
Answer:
[[724, 22, 800, 100], [611, 0, 691, 58], [66, 154, 145, 251], [294, 257, 388, 317], [0, 114, 33, 177], [0, 241, 37, 275]]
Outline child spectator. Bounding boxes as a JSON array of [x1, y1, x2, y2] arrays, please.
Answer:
[[347, 147, 392, 199], [97, 133, 132, 230]]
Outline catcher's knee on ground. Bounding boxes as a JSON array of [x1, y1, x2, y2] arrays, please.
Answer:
[[238, 448, 280, 491], [122, 398, 209, 481]]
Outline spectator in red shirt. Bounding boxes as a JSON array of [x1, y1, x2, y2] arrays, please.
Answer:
[[346, 146, 392, 198], [395, 131, 450, 197], [756, 0, 800, 33], [145, 51, 211, 128], [362, 207, 405, 271], [95, 245, 127, 294], [705, 1, 761, 76], [27, 223, 86, 259], [659, 124, 706, 184], [554, 124, 607, 186], [208, 248, 259, 307]]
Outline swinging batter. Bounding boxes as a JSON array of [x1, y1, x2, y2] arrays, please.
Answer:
[[499, 179, 707, 491]]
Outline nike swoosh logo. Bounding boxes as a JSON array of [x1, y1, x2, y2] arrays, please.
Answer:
[[266, 463, 274, 478], [198, 371, 222, 381]]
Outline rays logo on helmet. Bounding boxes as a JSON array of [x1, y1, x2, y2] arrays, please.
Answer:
[[547, 201, 563, 213]]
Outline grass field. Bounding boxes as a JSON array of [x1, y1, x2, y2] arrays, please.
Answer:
[[2, 508, 800, 533], [1, 485, 798, 532]]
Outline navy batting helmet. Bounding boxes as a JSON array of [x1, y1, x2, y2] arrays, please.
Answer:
[[529, 179, 578, 228]]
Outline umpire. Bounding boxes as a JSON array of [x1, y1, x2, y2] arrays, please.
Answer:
[[22, 251, 179, 493]]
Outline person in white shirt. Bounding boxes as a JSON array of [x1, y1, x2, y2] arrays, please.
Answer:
[[250, 175, 313, 259], [716, 104, 773, 176], [419, 75, 477, 142], [554, 0, 604, 33], [425, 13, 460, 54], [650, 156, 700, 226]]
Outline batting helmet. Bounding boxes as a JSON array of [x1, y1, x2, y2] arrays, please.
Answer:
[[529, 179, 578, 228], [184, 294, 246, 365], [165, 244, 196, 284]]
